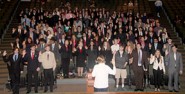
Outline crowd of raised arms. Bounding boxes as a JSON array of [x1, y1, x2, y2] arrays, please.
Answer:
[[2, 1, 183, 93]]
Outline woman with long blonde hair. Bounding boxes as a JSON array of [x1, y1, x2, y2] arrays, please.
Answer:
[[92, 55, 116, 92], [150, 50, 165, 91]]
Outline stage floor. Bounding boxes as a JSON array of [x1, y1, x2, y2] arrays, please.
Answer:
[[0, 78, 181, 94]]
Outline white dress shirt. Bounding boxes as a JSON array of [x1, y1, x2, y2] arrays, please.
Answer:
[[92, 63, 116, 88]]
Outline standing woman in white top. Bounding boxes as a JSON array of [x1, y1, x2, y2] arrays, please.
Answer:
[[150, 50, 165, 92], [92, 55, 116, 92]]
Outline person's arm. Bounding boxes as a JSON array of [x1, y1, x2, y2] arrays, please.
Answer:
[[19, 54, 24, 72], [52, 53, 57, 71], [2, 51, 9, 62], [179, 53, 183, 74], [22, 50, 28, 63], [164, 51, 169, 66], [108, 59, 116, 75], [149, 54, 155, 64], [38, 52, 43, 63], [92, 65, 97, 77], [161, 56, 166, 74]]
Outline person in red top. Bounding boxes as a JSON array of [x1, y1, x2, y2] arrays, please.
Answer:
[[73, 41, 87, 77]]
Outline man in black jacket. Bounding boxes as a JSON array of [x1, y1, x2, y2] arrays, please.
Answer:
[[22, 44, 40, 93], [2, 47, 23, 94], [59, 40, 72, 78]]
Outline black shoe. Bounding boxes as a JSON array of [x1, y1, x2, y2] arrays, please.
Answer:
[[169, 90, 173, 92], [174, 90, 179, 92], [44, 90, 48, 93], [35, 90, 38, 93], [140, 89, 144, 91], [50, 89, 53, 92], [26, 91, 30, 94], [134, 89, 139, 91]]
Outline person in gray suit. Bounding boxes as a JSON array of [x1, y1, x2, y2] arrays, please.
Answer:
[[165, 45, 183, 92], [50, 37, 61, 75], [36, 38, 46, 53]]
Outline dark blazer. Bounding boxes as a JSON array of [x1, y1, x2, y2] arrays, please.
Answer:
[[59, 45, 72, 59], [131, 49, 149, 70], [3, 54, 23, 73], [22, 51, 40, 71], [151, 43, 163, 54], [13, 42, 23, 49], [99, 49, 113, 64], [73, 47, 87, 66]]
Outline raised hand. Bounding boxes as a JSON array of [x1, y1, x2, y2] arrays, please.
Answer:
[[12, 28, 16, 33], [3, 51, 7, 56], [22, 50, 26, 57]]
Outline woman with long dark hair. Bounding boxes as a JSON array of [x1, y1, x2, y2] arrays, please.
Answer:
[[87, 40, 98, 72]]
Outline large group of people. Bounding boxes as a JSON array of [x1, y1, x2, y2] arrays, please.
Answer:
[[1, 1, 183, 94]]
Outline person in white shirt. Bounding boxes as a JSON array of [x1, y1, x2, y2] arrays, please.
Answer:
[[150, 50, 165, 92], [155, 0, 162, 17], [111, 39, 120, 54], [92, 55, 116, 92], [38, 45, 56, 92]]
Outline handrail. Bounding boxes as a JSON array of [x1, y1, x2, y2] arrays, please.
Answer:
[[162, 6, 183, 44], [1, 0, 21, 42]]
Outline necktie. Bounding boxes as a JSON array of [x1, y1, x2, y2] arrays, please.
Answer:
[[14, 55, 17, 61], [151, 38, 153, 43], [174, 53, 176, 61], [138, 50, 142, 66], [155, 44, 157, 50], [41, 44, 43, 49], [32, 52, 34, 59], [80, 49, 82, 53], [174, 53, 176, 68], [47, 54, 49, 60], [66, 46, 68, 51], [52, 45, 54, 51]]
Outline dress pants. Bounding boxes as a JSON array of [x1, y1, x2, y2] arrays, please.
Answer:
[[44, 68, 54, 91], [10, 71, 20, 94], [62, 58, 70, 78], [133, 66, 144, 90], [153, 68, 163, 88], [168, 69, 179, 91], [27, 70, 38, 92]]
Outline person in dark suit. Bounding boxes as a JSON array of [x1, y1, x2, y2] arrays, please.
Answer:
[[165, 45, 183, 92], [99, 41, 113, 68], [130, 43, 149, 91], [59, 40, 72, 78], [2, 48, 23, 94], [73, 41, 87, 77], [22, 44, 40, 93], [11, 37, 23, 49], [147, 31, 155, 44], [87, 40, 98, 72], [152, 38, 162, 55]]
